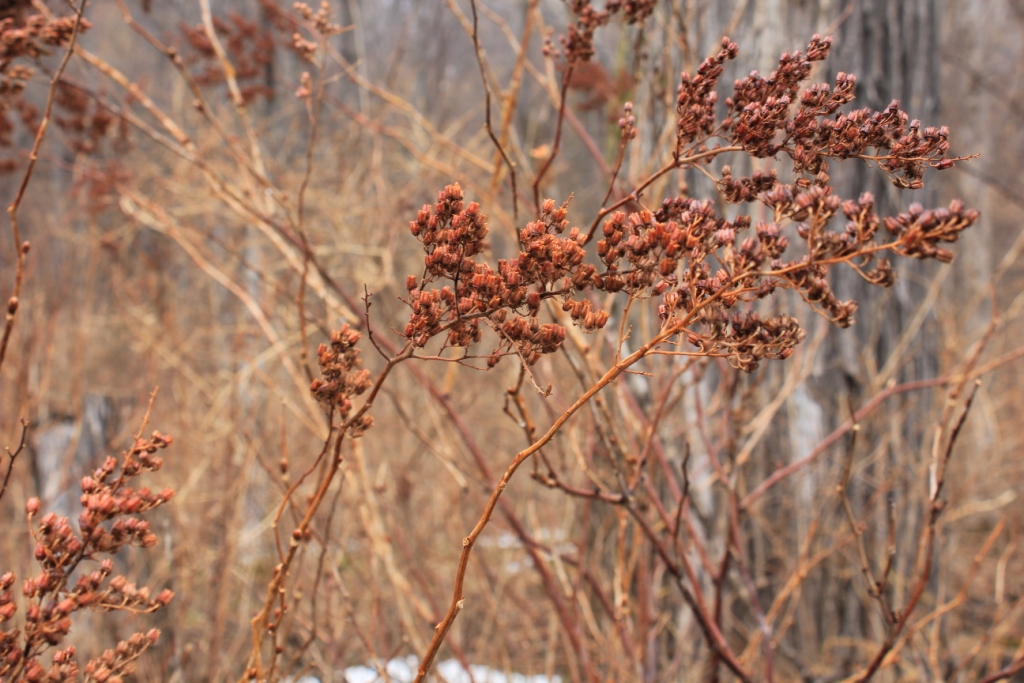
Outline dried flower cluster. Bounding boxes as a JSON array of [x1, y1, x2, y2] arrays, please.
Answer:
[[179, 13, 274, 104], [399, 33, 978, 373], [291, 1, 343, 62], [677, 34, 970, 188], [604, 0, 657, 24], [53, 83, 128, 156], [399, 180, 975, 372], [0, 432, 174, 682], [553, 0, 653, 63], [310, 324, 374, 435], [674, 37, 739, 150], [404, 185, 607, 366], [591, 201, 806, 368], [0, 10, 90, 170]]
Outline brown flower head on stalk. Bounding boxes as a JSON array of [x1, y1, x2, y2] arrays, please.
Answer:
[[0, 431, 174, 682], [400, 34, 977, 373], [310, 324, 374, 436]]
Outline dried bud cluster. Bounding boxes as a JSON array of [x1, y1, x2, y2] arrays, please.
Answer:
[[310, 324, 374, 435], [291, 1, 343, 61], [554, 1, 654, 63], [295, 70, 313, 100], [405, 185, 607, 367], [53, 83, 127, 155], [888, 199, 977, 263], [722, 34, 834, 159], [0, 432, 174, 681], [0, 14, 88, 57], [618, 101, 637, 140], [590, 177, 974, 366]]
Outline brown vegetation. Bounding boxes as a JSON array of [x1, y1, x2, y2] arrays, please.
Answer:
[[0, 1, 1022, 682]]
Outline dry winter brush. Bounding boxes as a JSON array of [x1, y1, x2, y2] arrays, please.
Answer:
[[375, 31, 981, 682], [2, 1, 1021, 682]]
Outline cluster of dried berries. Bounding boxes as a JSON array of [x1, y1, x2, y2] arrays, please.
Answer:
[[310, 324, 374, 435], [404, 184, 606, 367], [179, 13, 274, 104], [0, 432, 174, 682]]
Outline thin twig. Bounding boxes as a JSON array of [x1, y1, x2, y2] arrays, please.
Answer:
[[468, 0, 518, 221], [0, 0, 87, 375]]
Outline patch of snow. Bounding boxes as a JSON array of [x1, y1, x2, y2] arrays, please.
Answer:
[[289, 655, 559, 683]]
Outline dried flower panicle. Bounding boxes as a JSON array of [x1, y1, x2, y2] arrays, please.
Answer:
[[676, 37, 739, 149], [404, 34, 979, 373], [712, 34, 970, 188], [559, 2, 612, 63], [294, 1, 343, 37], [404, 185, 605, 367], [0, 431, 174, 682], [589, 182, 974, 368], [53, 83, 129, 156], [310, 324, 374, 435]]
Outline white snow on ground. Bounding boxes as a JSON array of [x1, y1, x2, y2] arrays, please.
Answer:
[[289, 655, 559, 683]]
